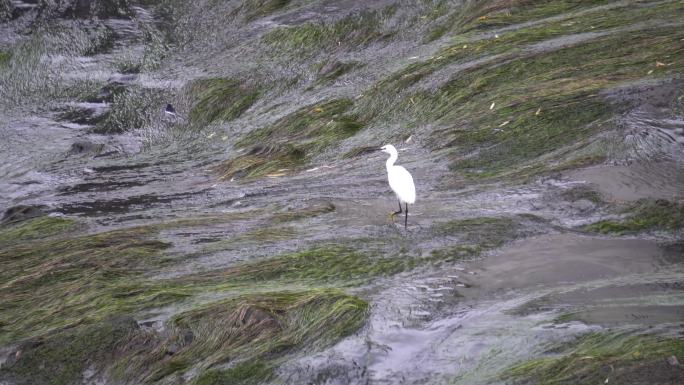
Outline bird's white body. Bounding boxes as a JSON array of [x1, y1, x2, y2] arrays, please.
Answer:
[[382, 145, 415, 204]]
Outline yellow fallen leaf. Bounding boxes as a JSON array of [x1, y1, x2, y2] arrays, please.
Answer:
[[499, 120, 510, 127], [655, 61, 666, 67], [463, 44, 468, 49], [313, 107, 324, 113], [266, 172, 287, 178], [489, 102, 495, 110], [647, 69, 654, 74], [535, 107, 542, 116]]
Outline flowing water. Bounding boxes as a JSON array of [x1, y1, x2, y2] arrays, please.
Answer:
[[1, 0, 683, 384]]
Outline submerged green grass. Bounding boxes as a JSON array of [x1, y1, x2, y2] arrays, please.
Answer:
[[584, 199, 684, 234], [363, 2, 684, 179], [188, 78, 259, 127], [242, 0, 291, 21], [506, 332, 684, 384], [0, 216, 79, 246], [123, 289, 368, 383], [216, 99, 365, 180], [0, 50, 10, 66], [262, 7, 395, 57], [0, 290, 369, 385], [0, 225, 182, 345], [0, 316, 139, 385]]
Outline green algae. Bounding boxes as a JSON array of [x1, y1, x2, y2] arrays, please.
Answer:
[[188, 78, 259, 127], [584, 199, 684, 234], [506, 332, 684, 384]]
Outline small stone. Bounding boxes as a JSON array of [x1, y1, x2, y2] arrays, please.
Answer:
[[666, 355, 680, 366]]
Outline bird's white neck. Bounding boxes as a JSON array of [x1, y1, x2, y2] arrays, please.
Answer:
[[386, 152, 397, 170]]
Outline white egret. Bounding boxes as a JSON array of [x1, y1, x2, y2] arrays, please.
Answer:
[[380, 144, 416, 229]]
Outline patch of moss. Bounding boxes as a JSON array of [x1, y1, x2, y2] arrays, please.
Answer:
[[583, 199, 684, 234], [188, 78, 259, 127], [506, 332, 684, 384], [0, 216, 79, 246]]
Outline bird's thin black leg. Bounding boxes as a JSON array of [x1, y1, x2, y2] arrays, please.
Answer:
[[404, 203, 409, 229]]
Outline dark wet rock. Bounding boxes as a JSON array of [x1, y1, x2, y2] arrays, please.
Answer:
[[67, 140, 105, 156], [57, 180, 147, 195], [1, 205, 45, 223]]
